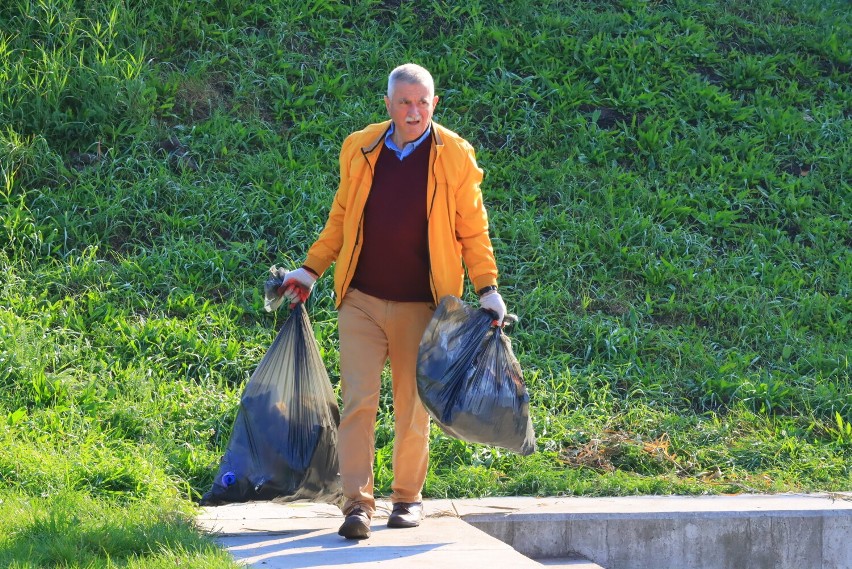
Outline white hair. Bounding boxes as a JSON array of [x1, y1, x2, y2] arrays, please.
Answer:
[[387, 63, 435, 98]]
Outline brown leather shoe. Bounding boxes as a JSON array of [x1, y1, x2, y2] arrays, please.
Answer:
[[387, 502, 423, 528], [338, 507, 371, 539]]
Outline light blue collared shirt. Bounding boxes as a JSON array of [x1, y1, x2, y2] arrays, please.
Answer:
[[384, 123, 432, 160]]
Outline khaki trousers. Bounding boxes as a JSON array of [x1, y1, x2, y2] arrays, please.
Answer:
[[337, 288, 435, 515]]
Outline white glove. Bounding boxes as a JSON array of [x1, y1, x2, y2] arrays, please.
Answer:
[[280, 267, 317, 304], [479, 290, 507, 326]]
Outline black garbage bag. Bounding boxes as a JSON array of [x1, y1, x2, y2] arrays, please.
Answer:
[[200, 303, 342, 505], [416, 295, 536, 456]]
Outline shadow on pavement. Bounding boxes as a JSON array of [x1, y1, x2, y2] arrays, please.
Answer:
[[219, 526, 451, 567]]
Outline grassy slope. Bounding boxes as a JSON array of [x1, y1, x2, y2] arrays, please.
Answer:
[[1, 0, 850, 565]]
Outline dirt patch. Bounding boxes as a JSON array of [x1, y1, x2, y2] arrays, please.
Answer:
[[579, 105, 642, 129]]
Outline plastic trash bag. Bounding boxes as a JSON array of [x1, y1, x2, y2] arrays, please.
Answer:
[[263, 265, 289, 312], [416, 295, 536, 456], [200, 303, 342, 505]]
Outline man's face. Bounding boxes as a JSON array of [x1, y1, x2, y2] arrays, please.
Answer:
[[384, 81, 438, 146]]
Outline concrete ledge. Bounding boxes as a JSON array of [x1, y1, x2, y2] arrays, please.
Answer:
[[198, 500, 549, 568], [459, 494, 852, 569], [197, 494, 852, 569]]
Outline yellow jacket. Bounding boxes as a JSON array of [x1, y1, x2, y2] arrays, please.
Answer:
[[304, 120, 499, 307]]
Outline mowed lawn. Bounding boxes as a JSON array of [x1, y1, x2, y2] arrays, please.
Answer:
[[0, 0, 849, 566]]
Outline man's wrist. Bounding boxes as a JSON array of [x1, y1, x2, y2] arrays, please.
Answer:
[[477, 285, 498, 297]]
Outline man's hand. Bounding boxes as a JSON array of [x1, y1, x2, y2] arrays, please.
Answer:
[[479, 289, 507, 326], [278, 267, 318, 307]]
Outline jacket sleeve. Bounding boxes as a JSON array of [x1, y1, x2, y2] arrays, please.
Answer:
[[453, 140, 499, 292], [303, 135, 356, 276]]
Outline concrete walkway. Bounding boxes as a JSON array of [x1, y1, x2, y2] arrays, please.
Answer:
[[197, 498, 600, 568], [196, 493, 852, 569]]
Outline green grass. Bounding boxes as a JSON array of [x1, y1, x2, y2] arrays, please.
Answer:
[[0, 491, 235, 568], [1, 0, 850, 566]]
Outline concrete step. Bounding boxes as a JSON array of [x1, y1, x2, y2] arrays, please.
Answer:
[[197, 493, 852, 569], [198, 500, 546, 568], [460, 493, 852, 569]]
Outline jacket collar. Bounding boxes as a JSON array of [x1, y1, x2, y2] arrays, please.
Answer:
[[362, 120, 444, 154]]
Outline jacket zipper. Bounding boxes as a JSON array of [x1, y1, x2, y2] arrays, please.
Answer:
[[427, 129, 440, 303], [339, 146, 374, 298]]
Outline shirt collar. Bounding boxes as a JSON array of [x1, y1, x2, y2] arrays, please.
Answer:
[[384, 123, 432, 160]]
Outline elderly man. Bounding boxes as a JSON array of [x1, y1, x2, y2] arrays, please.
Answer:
[[278, 63, 507, 539]]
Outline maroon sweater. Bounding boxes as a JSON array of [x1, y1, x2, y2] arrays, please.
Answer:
[[349, 137, 433, 302]]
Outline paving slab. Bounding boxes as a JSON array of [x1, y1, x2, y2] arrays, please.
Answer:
[[197, 499, 550, 568], [197, 493, 852, 569]]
